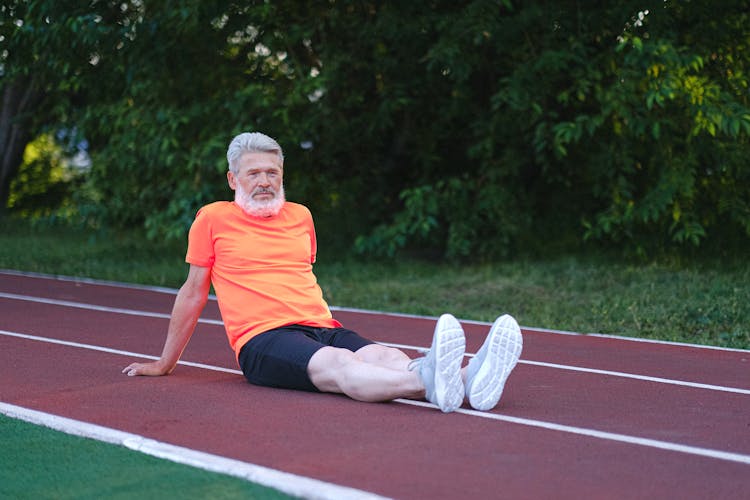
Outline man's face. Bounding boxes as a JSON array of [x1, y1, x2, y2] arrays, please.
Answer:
[[228, 152, 285, 217]]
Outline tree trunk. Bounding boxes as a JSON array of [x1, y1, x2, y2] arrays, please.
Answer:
[[0, 77, 42, 210]]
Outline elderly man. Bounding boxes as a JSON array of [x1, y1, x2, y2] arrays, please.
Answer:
[[123, 132, 522, 412]]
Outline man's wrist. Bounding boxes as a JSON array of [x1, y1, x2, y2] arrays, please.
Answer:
[[156, 358, 175, 374]]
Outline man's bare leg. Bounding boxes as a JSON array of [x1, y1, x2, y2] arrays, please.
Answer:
[[307, 346, 424, 402], [308, 314, 466, 412], [355, 344, 412, 371], [356, 343, 471, 383]]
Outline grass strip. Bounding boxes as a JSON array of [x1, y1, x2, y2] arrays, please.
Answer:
[[0, 414, 291, 499]]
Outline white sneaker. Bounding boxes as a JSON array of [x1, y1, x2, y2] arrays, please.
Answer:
[[465, 314, 523, 411], [409, 314, 466, 413]]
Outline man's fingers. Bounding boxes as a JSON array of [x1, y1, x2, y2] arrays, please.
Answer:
[[122, 364, 140, 376], [122, 361, 170, 377]]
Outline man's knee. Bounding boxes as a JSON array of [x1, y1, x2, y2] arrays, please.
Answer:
[[308, 346, 360, 392], [357, 344, 410, 368]]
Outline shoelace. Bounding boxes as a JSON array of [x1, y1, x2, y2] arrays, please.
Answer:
[[407, 348, 430, 371]]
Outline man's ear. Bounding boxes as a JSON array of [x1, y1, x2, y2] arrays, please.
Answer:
[[227, 170, 237, 190]]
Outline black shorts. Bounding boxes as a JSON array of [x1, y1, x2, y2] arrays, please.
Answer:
[[237, 325, 375, 392]]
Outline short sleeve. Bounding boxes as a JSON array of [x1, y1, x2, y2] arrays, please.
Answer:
[[185, 208, 215, 267], [308, 208, 317, 264]]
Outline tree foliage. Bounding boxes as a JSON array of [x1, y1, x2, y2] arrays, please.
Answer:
[[2, 0, 749, 259], [0, 0, 138, 210]]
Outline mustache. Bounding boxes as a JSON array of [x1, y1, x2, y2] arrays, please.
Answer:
[[253, 187, 276, 195], [236, 184, 285, 218]]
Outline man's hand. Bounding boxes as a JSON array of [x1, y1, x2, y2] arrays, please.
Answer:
[[122, 360, 172, 377]]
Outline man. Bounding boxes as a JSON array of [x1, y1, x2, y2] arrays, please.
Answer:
[[123, 132, 523, 413]]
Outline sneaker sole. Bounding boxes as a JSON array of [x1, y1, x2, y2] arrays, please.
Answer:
[[432, 314, 466, 413], [467, 314, 523, 411]]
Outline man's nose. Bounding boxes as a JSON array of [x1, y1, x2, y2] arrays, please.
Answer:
[[258, 172, 271, 186]]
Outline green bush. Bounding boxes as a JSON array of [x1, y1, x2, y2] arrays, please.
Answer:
[[7, 134, 84, 220]]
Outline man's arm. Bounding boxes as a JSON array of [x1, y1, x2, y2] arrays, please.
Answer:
[[122, 264, 211, 376]]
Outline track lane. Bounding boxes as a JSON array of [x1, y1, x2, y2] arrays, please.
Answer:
[[2, 269, 748, 390], [2, 271, 749, 499], [2, 297, 749, 455], [2, 333, 748, 500], [6, 326, 750, 465]]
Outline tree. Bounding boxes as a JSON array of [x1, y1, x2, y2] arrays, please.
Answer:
[[353, 0, 750, 257], [0, 0, 138, 211], [3, 0, 749, 259], [546, 2, 750, 251]]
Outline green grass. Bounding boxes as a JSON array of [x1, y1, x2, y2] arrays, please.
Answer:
[[0, 415, 291, 499], [318, 256, 749, 349], [1, 217, 748, 349], [0, 220, 190, 286]]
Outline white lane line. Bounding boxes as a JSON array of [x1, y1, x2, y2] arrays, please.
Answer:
[[385, 343, 750, 395], [3, 329, 750, 466], [0, 292, 224, 326], [0, 402, 388, 500], [331, 306, 750, 353], [6, 328, 748, 395], [4, 268, 748, 354], [0, 269, 185, 296], [2, 292, 749, 394], [517, 359, 750, 395], [0, 330, 241, 375], [393, 399, 750, 465]]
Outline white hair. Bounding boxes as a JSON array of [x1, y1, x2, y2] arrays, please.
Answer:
[[226, 132, 284, 172]]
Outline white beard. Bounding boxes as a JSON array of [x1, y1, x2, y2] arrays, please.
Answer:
[[235, 183, 286, 218]]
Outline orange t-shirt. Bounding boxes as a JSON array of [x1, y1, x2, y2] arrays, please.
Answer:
[[185, 201, 341, 358]]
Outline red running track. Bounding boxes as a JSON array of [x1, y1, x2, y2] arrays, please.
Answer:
[[1, 270, 749, 499]]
